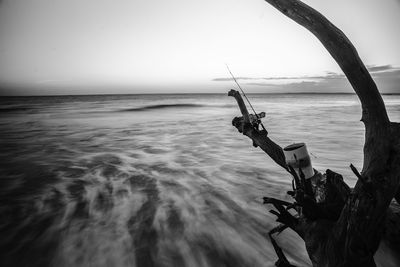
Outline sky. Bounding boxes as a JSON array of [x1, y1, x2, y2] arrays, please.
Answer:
[[0, 0, 399, 95]]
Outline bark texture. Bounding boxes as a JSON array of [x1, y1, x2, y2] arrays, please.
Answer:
[[229, 1, 400, 266]]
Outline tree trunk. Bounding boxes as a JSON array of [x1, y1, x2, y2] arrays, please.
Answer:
[[229, 1, 400, 266]]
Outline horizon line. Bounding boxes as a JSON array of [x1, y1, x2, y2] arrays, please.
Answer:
[[0, 92, 369, 97]]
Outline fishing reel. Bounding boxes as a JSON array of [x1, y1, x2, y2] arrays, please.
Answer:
[[247, 112, 268, 148], [249, 112, 268, 135]]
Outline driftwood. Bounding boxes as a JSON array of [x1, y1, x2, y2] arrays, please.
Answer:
[[229, 1, 400, 266]]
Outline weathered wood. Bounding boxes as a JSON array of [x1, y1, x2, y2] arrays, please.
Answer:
[[229, 1, 400, 266], [260, 2, 398, 265], [228, 89, 250, 123], [229, 90, 288, 170], [263, 0, 389, 126]]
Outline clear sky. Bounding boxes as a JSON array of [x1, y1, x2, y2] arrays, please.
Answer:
[[0, 0, 399, 95]]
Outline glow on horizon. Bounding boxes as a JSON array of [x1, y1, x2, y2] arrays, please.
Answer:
[[0, 0, 399, 95]]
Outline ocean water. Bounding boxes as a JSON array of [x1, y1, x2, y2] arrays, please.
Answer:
[[1, 93, 400, 267]]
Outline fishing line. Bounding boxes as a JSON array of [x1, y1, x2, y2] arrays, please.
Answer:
[[226, 64, 267, 132]]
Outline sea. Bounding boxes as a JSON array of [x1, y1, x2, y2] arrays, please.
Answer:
[[1, 93, 400, 267]]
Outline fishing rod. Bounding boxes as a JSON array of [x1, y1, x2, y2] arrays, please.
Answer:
[[226, 64, 267, 132]]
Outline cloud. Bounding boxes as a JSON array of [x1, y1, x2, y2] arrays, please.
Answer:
[[212, 77, 260, 82], [35, 79, 72, 84], [213, 65, 400, 94], [212, 73, 344, 83], [366, 65, 395, 73]]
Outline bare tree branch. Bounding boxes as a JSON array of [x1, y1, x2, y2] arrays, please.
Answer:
[[257, 1, 400, 266], [229, 1, 400, 266], [263, 0, 389, 126], [229, 89, 288, 170]]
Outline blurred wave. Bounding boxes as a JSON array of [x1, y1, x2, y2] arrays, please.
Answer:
[[119, 104, 206, 112], [0, 93, 399, 267]]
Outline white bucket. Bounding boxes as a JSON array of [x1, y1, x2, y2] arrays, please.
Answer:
[[283, 143, 314, 179]]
